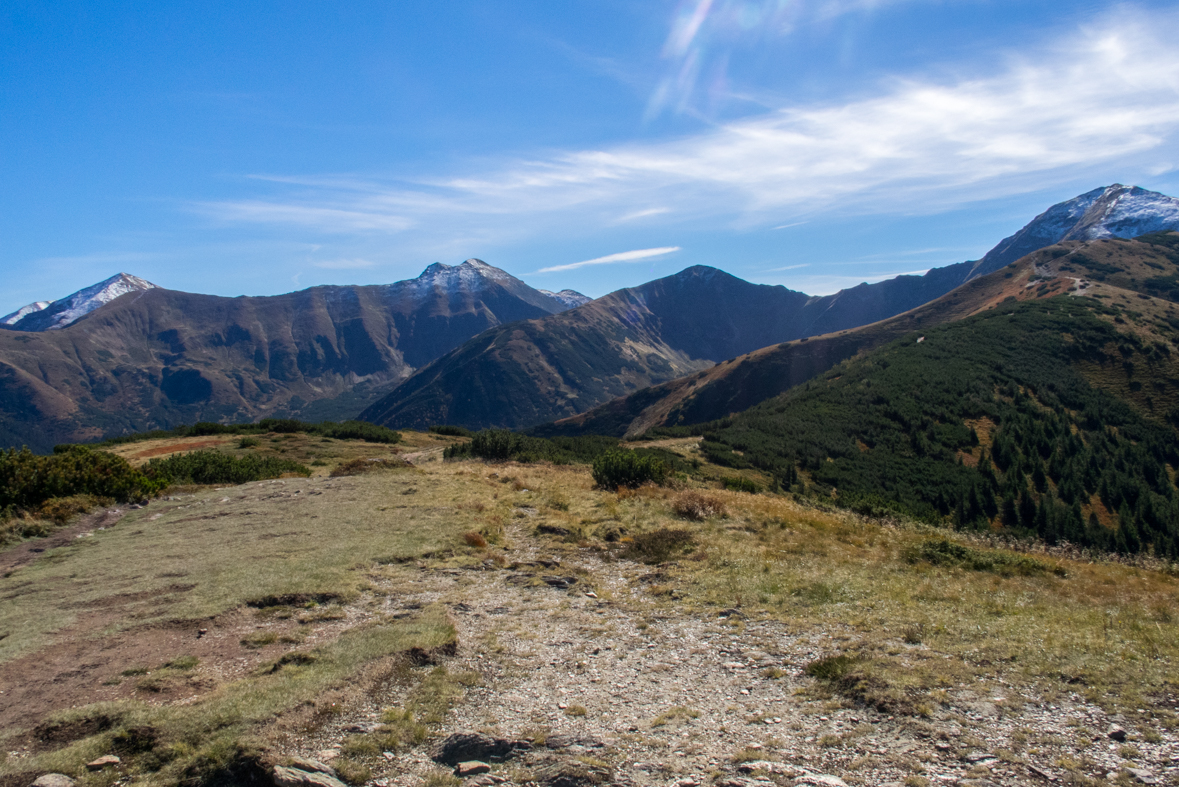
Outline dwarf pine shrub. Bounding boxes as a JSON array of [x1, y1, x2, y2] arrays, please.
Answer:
[[591, 450, 669, 490]]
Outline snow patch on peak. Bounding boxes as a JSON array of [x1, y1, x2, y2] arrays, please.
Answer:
[[7, 273, 157, 331], [405, 258, 515, 295], [1, 301, 51, 326], [538, 289, 592, 309]]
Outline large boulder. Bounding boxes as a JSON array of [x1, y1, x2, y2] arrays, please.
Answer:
[[31, 776, 76, 787], [272, 766, 349, 787], [430, 732, 530, 765]]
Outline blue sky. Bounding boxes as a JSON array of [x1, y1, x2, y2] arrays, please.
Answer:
[[4, 0, 1179, 314]]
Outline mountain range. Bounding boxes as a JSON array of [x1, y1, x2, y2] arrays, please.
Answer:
[[3, 184, 1178, 451], [0, 260, 586, 452], [363, 184, 1179, 432]]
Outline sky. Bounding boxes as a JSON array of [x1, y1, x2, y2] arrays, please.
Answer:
[[3, 0, 1179, 315]]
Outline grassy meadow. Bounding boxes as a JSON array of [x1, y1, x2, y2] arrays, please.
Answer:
[[0, 430, 1176, 787]]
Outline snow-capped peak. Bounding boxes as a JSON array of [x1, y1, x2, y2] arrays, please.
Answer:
[[4, 273, 157, 331], [406, 258, 515, 294], [970, 184, 1179, 278], [538, 289, 593, 309], [1, 301, 51, 326]]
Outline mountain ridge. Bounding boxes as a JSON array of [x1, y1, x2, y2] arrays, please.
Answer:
[[0, 260, 587, 452], [364, 186, 1179, 433]]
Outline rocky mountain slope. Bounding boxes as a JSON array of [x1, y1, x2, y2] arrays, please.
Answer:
[[795, 183, 1179, 337], [541, 232, 1179, 438], [366, 187, 1179, 433], [0, 260, 585, 452], [360, 266, 825, 430]]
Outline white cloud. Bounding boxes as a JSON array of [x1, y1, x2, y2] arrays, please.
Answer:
[[313, 258, 376, 270], [536, 246, 682, 273], [198, 12, 1179, 244]]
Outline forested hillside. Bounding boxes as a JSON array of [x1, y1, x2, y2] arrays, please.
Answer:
[[684, 297, 1179, 557]]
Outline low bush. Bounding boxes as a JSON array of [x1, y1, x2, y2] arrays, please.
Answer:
[[0, 446, 165, 511], [905, 538, 1065, 577], [429, 425, 473, 437], [671, 491, 727, 520], [592, 450, 669, 490], [624, 527, 695, 564], [329, 457, 411, 477], [721, 476, 761, 494], [145, 450, 310, 485], [445, 430, 619, 465], [97, 418, 400, 446]]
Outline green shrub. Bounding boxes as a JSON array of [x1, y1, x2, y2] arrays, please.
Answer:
[[429, 425, 473, 437], [905, 539, 1064, 577], [238, 436, 261, 449], [145, 450, 310, 485], [97, 418, 398, 446], [722, 476, 761, 494], [445, 430, 619, 465], [316, 421, 400, 444], [591, 450, 669, 490], [624, 527, 695, 564], [0, 446, 165, 511]]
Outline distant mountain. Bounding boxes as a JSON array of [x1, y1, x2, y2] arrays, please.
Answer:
[[0, 259, 587, 451], [360, 266, 826, 430], [3, 273, 157, 331], [364, 186, 1179, 433], [1, 301, 51, 326], [540, 232, 1179, 437], [792, 184, 1179, 337]]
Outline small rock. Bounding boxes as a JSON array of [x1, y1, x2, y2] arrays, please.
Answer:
[[1108, 725, 1128, 741], [545, 734, 603, 750], [737, 762, 803, 777], [313, 750, 339, 762], [455, 762, 492, 777], [272, 765, 349, 787], [718, 608, 746, 619], [964, 752, 996, 764], [542, 576, 578, 589], [343, 722, 378, 734], [957, 781, 999, 787], [715, 779, 774, 787], [468, 776, 508, 787], [1125, 768, 1159, 785], [31, 775, 76, 787], [287, 758, 335, 777], [671, 780, 700, 787], [791, 776, 848, 787], [534, 761, 613, 787], [934, 743, 952, 752], [86, 755, 120, 771], [1026, 764, 1055, 782]]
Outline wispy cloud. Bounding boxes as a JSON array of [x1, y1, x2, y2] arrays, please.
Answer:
[[313, 258, 376, 270], [648, 0, 935, 118], [536, 246, 682, 273], [197, 12, 1179, 246], [762, 263, 811, 272]]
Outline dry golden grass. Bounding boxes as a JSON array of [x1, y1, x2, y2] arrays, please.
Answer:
[[4, 437, 1178, 787]]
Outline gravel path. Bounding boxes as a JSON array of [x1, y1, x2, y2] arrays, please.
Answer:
[[289, 525, 1179, 787]]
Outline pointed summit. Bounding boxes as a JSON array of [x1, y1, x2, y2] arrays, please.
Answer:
[[4, 273, 157, 331], [967, 184, 1179, 279]]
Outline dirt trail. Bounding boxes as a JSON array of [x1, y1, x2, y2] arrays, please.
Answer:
[[0, 508, 126, 576], [284, 525, 1179, 787]]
